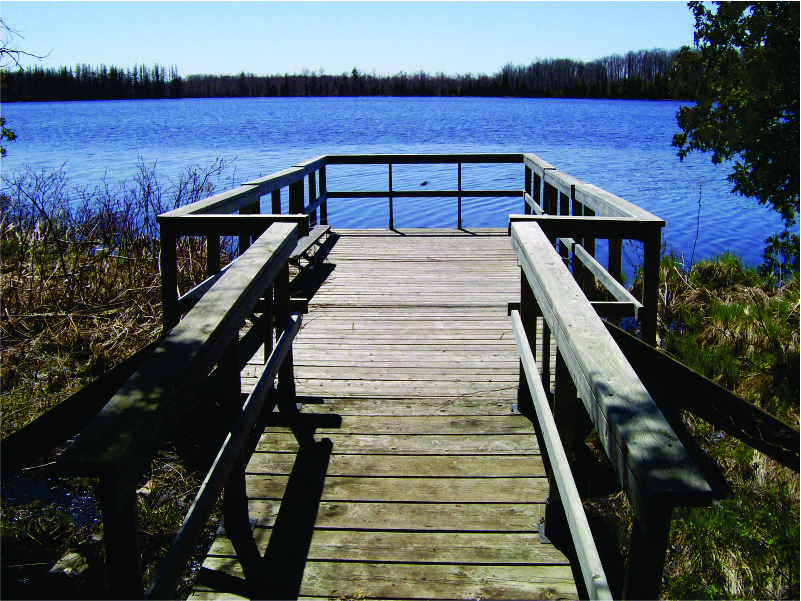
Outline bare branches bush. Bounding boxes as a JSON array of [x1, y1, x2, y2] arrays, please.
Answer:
[[0, 158, 235, 437]]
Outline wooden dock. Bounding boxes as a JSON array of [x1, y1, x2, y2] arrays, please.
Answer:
[[191, 229, 578, 600]]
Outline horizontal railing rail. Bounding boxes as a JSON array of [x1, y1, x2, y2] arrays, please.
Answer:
[[57, 222, 301, 598], [511, 219, 712, 599]]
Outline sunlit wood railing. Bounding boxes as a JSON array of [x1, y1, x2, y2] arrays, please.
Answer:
[[510, 220, 713, 599]]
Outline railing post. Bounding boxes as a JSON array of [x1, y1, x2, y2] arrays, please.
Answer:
[[308, 171, 317, 226], [238, 202, 258, 256], [220, 336, 261, 579], [318, 165, 328, 225], [544, 348, 579, 543], [159, 221, 179, 332], [533, 171, 542, 213], [641, 224, 661, 346], [582, 207, 597, 300], [457, 162, 463, 229], [608, 238, 623, 284], [524, 165, 533, 215], [388, 163, 394, 230], [289, 179, 304, 216], [623, 504, 673, 600], [98, 475, 143, 599], [544, 181, 558, 215], [571, 193, 583, 285], [517, 272, 537, 415], [558, 191, 570, 268], [207, 234, 220, 277], [271, 189, 281, 214]]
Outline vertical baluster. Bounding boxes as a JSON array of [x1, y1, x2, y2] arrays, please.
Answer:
[[457, 162, 463, 229], [533, 171, 542, 213], [271, 189, 281, 214], [571, 194, 583, 284], [289, 180, 304, 215], [319, 165, 328, 225], [388, 163, 394, 230], [308, 171, 317, 226], [524, 165, 533, 215], [582, 207, 597, 300], [219, 337, 260, 579], [558, 191, 570, 268], [544, 349, 579, 543], [608, 238, 623, 285], [207, 234, 220, 277], [238, 202, 256, 256], [641, 224, 661, 346]]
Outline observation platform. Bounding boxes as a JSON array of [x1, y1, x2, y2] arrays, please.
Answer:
[[191, 228, 574, 600], [36, 153, 771, 601]]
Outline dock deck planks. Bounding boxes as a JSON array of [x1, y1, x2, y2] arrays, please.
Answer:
[[191, 229, 576, 600]]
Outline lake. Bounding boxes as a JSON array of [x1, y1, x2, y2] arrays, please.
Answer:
[[0, 96, 784, 269]]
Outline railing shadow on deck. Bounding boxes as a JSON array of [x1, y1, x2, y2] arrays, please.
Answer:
[[3, 152, 796, 599]]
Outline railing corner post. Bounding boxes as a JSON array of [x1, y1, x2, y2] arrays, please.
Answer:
[[641, 223, 662, 347], [159, 222, 179, 332]]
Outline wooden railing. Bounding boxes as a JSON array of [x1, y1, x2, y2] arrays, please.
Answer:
[[156, 153, 661, 342], [510, 220, 713, 599], [57, 222, 303, 599]]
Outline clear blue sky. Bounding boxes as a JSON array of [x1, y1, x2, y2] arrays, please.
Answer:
[[2, 1, 697, 77]]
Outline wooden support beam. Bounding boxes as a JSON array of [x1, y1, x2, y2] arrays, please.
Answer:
[[606, 321, 800, 472], [159, 223, 179, 331], [98, 475, 143, 599], [509, 214, 656, 241]]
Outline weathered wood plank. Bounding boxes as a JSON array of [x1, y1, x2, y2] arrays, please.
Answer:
[[246, 453, 545, 477], [257, 415, 533, 435], [208, 530, 563, 564], [244, 475, 550, 502], [194, 560, 576, 600], [255, 433, 539, 455]]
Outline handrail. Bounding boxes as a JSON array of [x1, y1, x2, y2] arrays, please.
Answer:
[[147, 310, 304, 599], [511, 310, 612, 601], [57, 222, 300, 598], [511, 219, 712, 599]]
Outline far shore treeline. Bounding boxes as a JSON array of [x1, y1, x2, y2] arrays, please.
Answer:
[[1, 48, 693, 102]]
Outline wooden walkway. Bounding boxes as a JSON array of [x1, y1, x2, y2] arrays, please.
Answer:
[[191, 229, 577, 600]]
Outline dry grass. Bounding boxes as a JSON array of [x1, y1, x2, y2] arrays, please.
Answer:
[[1, 159, 235, 598], [655, 252, 799, 599]]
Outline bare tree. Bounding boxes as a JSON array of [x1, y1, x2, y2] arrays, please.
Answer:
[[1, 18, 48, 155]]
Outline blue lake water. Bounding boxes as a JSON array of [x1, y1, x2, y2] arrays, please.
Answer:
[[1, 96, 784, 269]]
